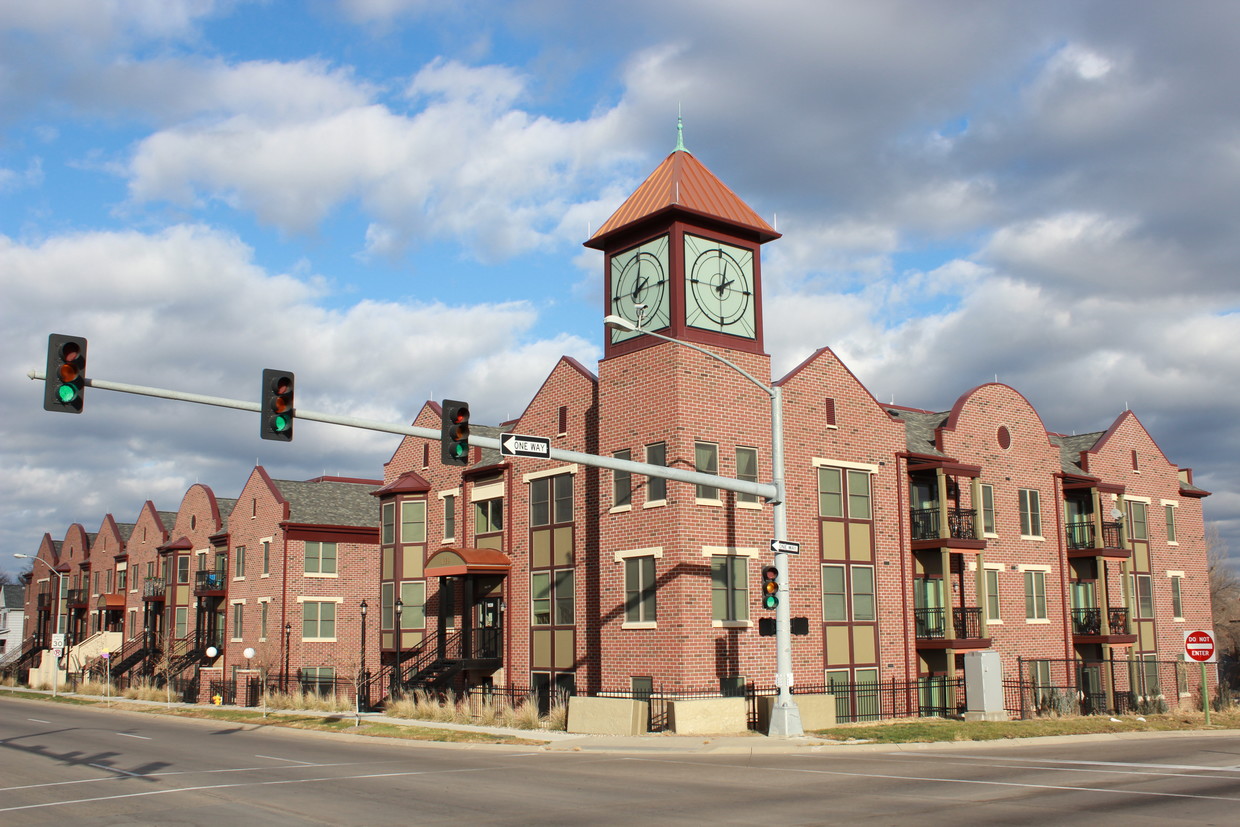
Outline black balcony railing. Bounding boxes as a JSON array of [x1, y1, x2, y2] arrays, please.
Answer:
[[198, 627, 225, 651], [1072, 607, 1129, 636], [952, 607, 983, 639], [143, 577, 166, 599], [1066, 520, 1124, 551], [909, 507, 977, 542], [67, 589, 88, 606], [194, 570, 226, 592], [1101, 521, 1123, 549], [915, 606, 984, 640], [37, 592, 51, 610], [1108, 607, 1129, 634], [1071, 607, 1102, 635]]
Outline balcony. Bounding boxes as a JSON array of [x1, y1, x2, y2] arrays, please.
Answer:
[[1064, 521, 1128, 559], [66, 589, 88, 608], [909, 507, 985, 550], [913, 606, 990, 650], [1070, 606, 1135, 644], [194, 570, 227, 596], [37, 592, 51, 610], [143, 577, 166, 600]]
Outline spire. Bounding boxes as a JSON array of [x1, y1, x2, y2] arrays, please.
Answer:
[[674, 110, 689, 154]]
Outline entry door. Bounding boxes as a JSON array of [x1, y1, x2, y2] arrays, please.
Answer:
[[476, 597, 503, 659]]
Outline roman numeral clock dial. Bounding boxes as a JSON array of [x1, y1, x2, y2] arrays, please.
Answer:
[[684, 234, 756, 338]]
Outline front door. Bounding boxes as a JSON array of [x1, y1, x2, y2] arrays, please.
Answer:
[[476, 596, 503, 659]]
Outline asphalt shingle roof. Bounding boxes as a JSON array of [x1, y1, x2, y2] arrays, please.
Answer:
[[274, 479, 379, 527]]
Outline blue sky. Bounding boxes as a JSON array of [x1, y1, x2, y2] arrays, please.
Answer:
[[3, 0, 1239, 580]]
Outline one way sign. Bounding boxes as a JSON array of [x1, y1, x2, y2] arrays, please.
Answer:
[[500, 433, 551, 458]]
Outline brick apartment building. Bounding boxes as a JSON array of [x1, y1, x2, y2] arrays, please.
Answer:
[[12, 140, 1213, 716]]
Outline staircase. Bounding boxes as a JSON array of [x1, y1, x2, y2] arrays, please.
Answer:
[[380, 627, 502, 703]]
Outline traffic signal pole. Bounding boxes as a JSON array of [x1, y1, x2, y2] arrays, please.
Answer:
[[26, 369, 774, 501]]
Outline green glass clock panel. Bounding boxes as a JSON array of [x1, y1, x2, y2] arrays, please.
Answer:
[[609, 234, 671, 343], [684, 234, 756, 338]]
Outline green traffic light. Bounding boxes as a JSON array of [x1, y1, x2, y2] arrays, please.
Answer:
[[763, 594, 778, 610], [272, 414, 290, 433], [451, 442, 468, 459], [57, 384, 78, 403]]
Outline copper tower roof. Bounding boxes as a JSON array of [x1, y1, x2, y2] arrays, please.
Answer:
[[585, 145, 779, 248]]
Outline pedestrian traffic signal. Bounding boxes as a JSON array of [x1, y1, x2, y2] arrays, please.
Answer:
[[43, 334, 87, 413], [261, 369, 295, 441], [440, 399, 471, 465], [761, 565, 779, 610]]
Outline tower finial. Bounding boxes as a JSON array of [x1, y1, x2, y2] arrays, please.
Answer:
[[675, 106, 689, 154]]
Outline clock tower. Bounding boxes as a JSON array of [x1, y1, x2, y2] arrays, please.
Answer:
[[588, 125, 783, 689], [585, 122, 780, 359]]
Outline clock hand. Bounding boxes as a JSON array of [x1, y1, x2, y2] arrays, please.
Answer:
[[714, 277, 734, 297], [632, 275, 648, 300]]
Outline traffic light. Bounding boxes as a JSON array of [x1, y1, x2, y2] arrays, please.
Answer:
[[261, 369, 295, 441], [43, 334, 87, 413], [761, 565, 779, 610], [440, 399, 470, 465]]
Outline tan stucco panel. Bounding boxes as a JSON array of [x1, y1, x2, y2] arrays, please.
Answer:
[[402, 546, 423, 578], [825, 625, 851, 667], [849, 523, 872, 561], [821, 522, 846, 561], [531, 531, 550, 568], [852, 626, 876, 662], [532, 630, 551, 668]]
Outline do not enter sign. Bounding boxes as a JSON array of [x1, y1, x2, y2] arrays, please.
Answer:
[[1184, 629, 1217, 663]]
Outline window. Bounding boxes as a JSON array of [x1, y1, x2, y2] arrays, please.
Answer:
[[175, 606, 187, 638], [177, 555, 190, 584], [818, 468, 842, 517], [232, 604, 243, 639], [1030, 660, 1052, 706], [260, 602, 269, 640], [736, 447, 759, 504], [1018, 489, 1042, 537], [695, 442, 719, 500], [1129, 501, 1148, 541], [234, 546, 246, 578], [613, 450, 632, 508], [852, 566, 875, 621], [399, 582, 426, 629], [443, 495, 456, 539], [625, 556, 656, 623], [302, 601, 336, 639], [381, 501, 395, 545], [1024, 570, 1047, 620], [646, 442, 667, 502], [555, 570, 574, 625], [475, 498, 504, 534], [1134, 574, 1153, 618], [985, 568, 1001, 621], [532, 573, 550, 625], [847, 470, 871, 519], [117, 568, 127, 591], [302, 667, 335, 696], [401, 501, 426, 543], [1165, 504, 1177, 543], [1171, 575, 1184, 619], [822, 565, 846, 621], [822, 564, 873, 621], [1140, 655, 1160, 698], [711, 556, 748, 622], [531, 474, 573, 526], [980, 484, 997, 535], [304, 542, 338, 575], [380, 582, 394, 630], [262, 541, 270, 575]]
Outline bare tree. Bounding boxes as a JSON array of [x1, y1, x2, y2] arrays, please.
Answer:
[[1208, 524, 1240, 658]]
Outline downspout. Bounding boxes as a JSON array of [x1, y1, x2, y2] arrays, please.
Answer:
[[1054, 474, 1072, 663]]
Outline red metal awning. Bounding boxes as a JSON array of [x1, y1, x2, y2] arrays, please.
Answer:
[[424, 547, 511, 577]]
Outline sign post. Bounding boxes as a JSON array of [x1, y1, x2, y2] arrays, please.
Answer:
[[1184, 629, 1217, 725]]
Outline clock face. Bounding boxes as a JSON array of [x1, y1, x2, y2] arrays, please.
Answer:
[[609, 234, 670, 343], [684, 234, 756, 338]]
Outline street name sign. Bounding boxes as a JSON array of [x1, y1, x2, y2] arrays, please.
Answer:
[[770, 539, 801, 555], [1184, 629, 1217, 663], [500, 433, 551, 459]]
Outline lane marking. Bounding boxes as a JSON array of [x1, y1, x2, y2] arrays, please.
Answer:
[[88, 764, 142, 778], [896, 752, 1240, 774], [0, 760, 397, 793], [887, 756, 1240, 783], [115, 733, 151, 740], [28, 719, 51, 724], [617, 757, 1240, 805], [255, 754, 317, 765], [0, 765, 504, 813]]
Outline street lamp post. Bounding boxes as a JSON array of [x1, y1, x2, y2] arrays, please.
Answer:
[[283, 622, 291, 692], [603, 315, 804, 736], [14, 554, 67, 698], [359, 599, 369, 713], [394, 598, 404, 693]]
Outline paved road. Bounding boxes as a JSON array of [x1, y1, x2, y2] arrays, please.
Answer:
[[3, 695, 1240, 825]]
